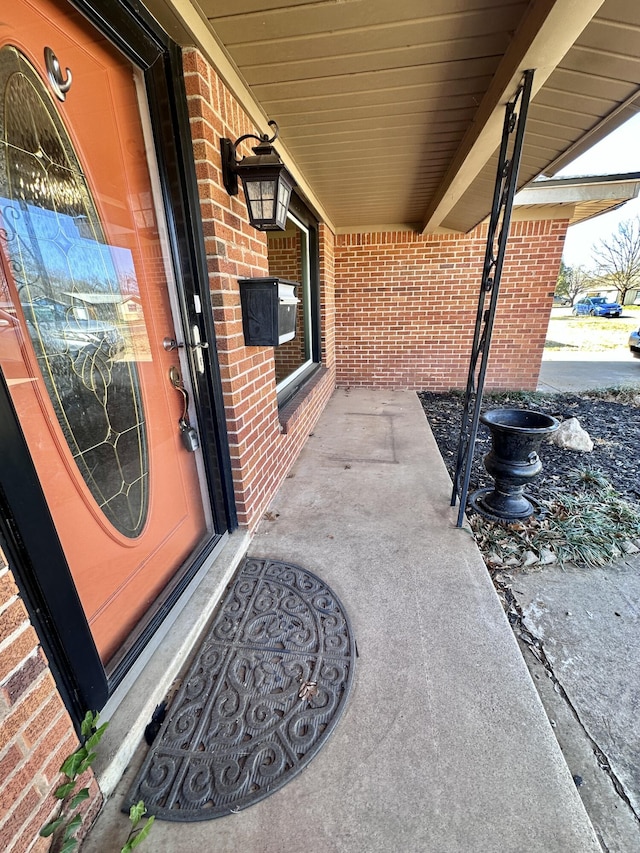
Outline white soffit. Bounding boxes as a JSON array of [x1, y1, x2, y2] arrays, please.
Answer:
[[513, 172, 640, 223], [152, 0, 640, 234]]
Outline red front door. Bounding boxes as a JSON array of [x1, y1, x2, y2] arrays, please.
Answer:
[[0, 0, 213, 666]]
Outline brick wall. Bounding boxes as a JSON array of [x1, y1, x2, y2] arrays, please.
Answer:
[[183, 49, 335, 529], [267, 232, 307, 383], [0, 552, 101, 853], [334, 219, 569, 390], [319, 225, 336, 370], [267, 232, 301, 283]]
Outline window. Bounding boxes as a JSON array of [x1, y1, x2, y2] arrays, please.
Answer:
[[267, 196, 320, 404]]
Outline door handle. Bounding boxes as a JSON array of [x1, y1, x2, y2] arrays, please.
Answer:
[[162, 330, 207, 371], [168, 366, 200, 452], [163, 337, 184, 352]]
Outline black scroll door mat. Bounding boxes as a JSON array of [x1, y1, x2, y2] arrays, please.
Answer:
[[125, 558, 356, 821]]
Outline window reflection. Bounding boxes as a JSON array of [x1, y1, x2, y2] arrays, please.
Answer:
[[268, 218, 311, 385], [0, 45, 150, 537]]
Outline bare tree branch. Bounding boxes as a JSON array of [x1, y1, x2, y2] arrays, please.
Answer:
[[591, 217, 640, 304], [556, 261, 594, 303]]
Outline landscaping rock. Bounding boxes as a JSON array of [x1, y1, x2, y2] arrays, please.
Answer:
[[540, 548, 558, 565], [549, 418, 593, 452]]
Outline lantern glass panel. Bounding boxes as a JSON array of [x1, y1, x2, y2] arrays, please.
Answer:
[[246, 179, 276, 221], [276, 180, 292, 230]]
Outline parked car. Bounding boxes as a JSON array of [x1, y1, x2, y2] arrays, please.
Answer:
[[629, 328, 640, 359], [23, 298, 125, 357], [572, 296, 622, 318], [552, 294, 571, 306]]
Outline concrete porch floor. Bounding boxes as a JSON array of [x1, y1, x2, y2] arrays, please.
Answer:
[[82, 389, 601, 852]]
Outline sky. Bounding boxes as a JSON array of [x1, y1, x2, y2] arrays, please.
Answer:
[[554, 111, 640, 270]]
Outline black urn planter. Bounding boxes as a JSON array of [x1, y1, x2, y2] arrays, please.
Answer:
[[471, 408, 559, 521]]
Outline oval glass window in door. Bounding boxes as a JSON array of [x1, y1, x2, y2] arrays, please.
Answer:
[[0, 44, 148, 538]]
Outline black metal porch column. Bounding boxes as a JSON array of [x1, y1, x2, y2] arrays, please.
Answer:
[[451, 69, 534, 528]]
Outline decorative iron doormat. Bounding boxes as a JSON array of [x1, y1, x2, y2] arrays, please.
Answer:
[[125, 558, 356, 821]]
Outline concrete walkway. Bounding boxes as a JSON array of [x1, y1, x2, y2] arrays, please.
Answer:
[[531, 352, 640, 849], [82, 389, 600, 852], [538, 348, 640, 393], [512, 563, 640, 851]]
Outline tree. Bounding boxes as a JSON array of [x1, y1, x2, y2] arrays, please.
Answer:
[[555, 261, 592, 304], [556, 260, 570, 295], [591, 217, 640, 305]]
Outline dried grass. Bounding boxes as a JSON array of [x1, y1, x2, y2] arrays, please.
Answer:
[[470, 473, 640, 570]]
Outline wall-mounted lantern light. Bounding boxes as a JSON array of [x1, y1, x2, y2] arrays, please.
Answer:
[[220, 120, 296, 231]]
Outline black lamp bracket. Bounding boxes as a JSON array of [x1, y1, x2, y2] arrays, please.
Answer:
[[232, 120, 279, 154], [221, 120, 280, 196]]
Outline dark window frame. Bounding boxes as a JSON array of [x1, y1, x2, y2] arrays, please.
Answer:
[[274, 192, 322, 408]]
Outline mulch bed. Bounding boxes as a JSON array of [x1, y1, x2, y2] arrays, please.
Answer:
[[418, 390, 640, 506]]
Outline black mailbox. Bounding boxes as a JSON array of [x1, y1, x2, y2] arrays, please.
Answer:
[[239, 277, 299, 346]]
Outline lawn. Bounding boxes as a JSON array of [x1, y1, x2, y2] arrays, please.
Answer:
[[545, 305, 640, 352]]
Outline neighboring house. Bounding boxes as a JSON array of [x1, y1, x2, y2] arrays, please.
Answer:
[[63, 293, 145, 324], [1, 1, 640, 850]]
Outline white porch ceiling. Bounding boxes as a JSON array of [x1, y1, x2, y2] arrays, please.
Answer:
[[151, 0, 640, 234]]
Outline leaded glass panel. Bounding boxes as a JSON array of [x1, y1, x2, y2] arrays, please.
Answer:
[[0, 45, 148, 537]]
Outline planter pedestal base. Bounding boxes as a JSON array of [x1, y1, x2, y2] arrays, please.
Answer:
[[470, 488, 542, 523], [472, 408, 559, 523]]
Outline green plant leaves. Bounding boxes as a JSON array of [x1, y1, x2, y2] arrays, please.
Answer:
[[41, 712, 154, 853], [63, 814, 82, 840], [121, 802, 155, 853], [40, 816, 64, 837], [85, 722, 109, 751], [68, 788, 90, 810], [128, 801, 147, 826], [41, 711, 105, 852], [80, 710, 100, 738], [60, 752, 86, 780], [121, 816, 155, 852], [59, 715, 108, 781], [76, 750, 98, 776], [54, 781, 76, 800]]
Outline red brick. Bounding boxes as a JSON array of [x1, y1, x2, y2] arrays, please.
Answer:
[[0, 671, 57, 751], [0, 599, 30, 647], [0, 785, 40, 850], [22, 694, 65, 750], [2, 650, 47, 706], [6, 794, 60, 853], [0, 571, 19, 608], [0, 628, 39, 683], [333, 220, 567, 393]]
